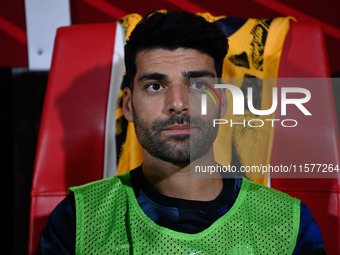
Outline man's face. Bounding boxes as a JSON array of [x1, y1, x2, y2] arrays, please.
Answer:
[[123, 48, 225, 164]]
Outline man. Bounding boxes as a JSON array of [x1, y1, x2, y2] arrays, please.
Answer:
[[37, 11, 325, 254]]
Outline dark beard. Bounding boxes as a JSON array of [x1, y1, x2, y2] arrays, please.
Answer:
[[132, 105, 219, 164]]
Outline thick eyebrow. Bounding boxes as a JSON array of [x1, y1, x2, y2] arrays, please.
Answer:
[[182, 70, 216, 79], [137, 70, 215, 83], [137, 72, 168, 82]]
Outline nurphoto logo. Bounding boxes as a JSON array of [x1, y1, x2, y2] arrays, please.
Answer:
[[200, 82, 312, 128]]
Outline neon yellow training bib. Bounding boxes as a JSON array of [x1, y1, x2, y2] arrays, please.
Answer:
[[70, 172, 300, 254]]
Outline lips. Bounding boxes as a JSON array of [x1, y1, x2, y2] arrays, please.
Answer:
[[162, 124, 191, 134]]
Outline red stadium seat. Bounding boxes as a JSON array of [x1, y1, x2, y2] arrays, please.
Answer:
[[28, 21, 340, 254], [28, 22, 125, 254], [271, 22, 340, 255]]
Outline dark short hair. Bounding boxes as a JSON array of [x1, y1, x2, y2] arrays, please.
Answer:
[[124, 11, 229, 90]]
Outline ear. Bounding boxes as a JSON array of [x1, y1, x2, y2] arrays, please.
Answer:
[[123, 87, 134, 122], [219, 88, 228, 118]]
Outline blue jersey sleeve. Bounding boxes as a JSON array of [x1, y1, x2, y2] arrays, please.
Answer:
[[36, 193, 76, 255], [292, 201, 326, 255]]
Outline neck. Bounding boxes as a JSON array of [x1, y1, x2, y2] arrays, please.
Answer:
[[142, 148, 223, 201]]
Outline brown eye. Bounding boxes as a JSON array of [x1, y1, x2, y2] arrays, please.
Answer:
[[152, 83, 161, 90], [146, 82, 164, 93], [191, 81, 207, 90]]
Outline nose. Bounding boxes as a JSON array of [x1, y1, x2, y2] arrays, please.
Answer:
[[165, 83, 189, 115]]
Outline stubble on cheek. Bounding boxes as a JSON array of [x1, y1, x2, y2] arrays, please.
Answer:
[[131, 104, 219, 164]]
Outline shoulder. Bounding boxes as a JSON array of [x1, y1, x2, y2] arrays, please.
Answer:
[[242, 178, 300, 204], [240, 178, 301, 224], [69, 172, 132, 221]]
